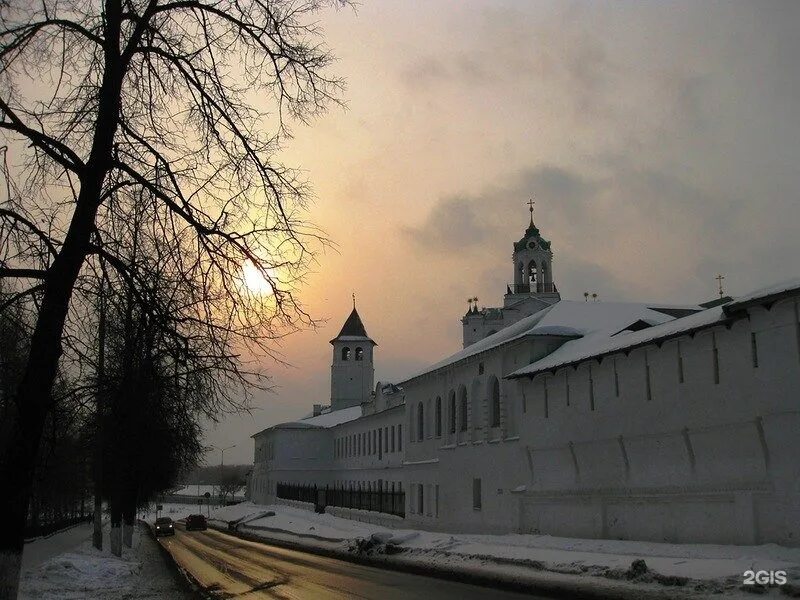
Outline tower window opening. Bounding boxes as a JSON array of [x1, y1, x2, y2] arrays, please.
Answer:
[[528, 260, 539, 292], [355, 347, 364, 361], [341, 347, 351, 361]]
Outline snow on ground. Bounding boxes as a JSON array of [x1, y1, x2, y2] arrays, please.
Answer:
[[200, 501, 800, 596], [22, 521, 94, 572], [18, 524, 190, 600]]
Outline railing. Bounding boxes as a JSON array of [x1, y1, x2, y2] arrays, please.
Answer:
[[507, 282, 557, 294], [276, 482, 405, 518]]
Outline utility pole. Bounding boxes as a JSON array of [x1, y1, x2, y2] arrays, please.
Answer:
[[210, 445, 236, 506]]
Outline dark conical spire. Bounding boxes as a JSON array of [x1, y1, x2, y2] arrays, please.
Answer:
[[335, 307, 369, 338]]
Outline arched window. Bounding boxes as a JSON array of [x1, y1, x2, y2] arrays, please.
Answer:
[[471, 378, 482, 432], [459, 386, 468, 432], [341, 346, 351, 361], [448, 391, 456, 434], [355, 347, 364, 361], [435, 396, 442, 437], [417, 402, 424, 442], [490, 376, 501, 428]]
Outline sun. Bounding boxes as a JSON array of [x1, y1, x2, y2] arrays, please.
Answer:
[[242, 260, 274, 295]]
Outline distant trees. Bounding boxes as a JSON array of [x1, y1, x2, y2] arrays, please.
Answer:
[[218, 471, 247, 503], [0, 0, 346, 596]]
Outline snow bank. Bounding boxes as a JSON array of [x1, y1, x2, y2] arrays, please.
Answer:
[[18, 525, 189, 600], [214, 502, 800, 595]]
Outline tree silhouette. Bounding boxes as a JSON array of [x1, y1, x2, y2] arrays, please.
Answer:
[[0, 0, 346, 595]]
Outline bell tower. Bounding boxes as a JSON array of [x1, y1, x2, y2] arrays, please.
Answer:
[[504, 199, 559, 306], [330, 298, 376, 411], [463, 199, 561, 348]]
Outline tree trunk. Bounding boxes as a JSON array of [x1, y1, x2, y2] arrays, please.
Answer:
[[0, 2, 125, 591], [122, 496, 135, 548], [109, 483, 123, 557], [93, 278, 106, 551]]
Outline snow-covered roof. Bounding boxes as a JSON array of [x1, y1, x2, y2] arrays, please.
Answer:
[[297, 405, 363, 428], [724, 276, 800, 311], [401, 300, 696, 383], [507, 277, 800, 379], [252, 405, 363, 437]]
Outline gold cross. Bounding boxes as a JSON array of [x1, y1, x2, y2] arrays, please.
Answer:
[[527, 198, 535, 224]]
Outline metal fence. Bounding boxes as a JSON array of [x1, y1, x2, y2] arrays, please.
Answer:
[[276, 482, 405, 518]]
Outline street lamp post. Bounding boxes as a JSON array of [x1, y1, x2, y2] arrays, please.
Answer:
[[209, 444, 236, 506]]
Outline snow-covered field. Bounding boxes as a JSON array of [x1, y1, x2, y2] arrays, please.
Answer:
[[169, 484, 245, 499], [18, 524, 190, 600], [206, 501, 800, 597]]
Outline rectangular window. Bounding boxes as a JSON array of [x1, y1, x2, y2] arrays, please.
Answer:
[[372, 430, 376, 454], [417, 483, 424, 516], [391, 425, 396, 452], [398, 425, 403, 451], [378, 428, 383, 460], [472, 478, 482, 511], [751, 332, 759, 368], [677, 341, 685, 384], [645, 355, 652, 401], [435, 484, 440, 518], [384, 427, 389, 452], [614, 358, 620, 396]]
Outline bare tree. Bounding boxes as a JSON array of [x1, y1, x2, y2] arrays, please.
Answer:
[[0, 0, 345, 595], [218, 470, 245, 503]]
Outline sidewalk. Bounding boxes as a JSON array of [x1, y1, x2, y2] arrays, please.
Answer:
[[193, 501, 800, 599], [18, 523, 191, 600]]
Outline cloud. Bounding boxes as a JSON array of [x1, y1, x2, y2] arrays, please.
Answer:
[[402, 165, 601, 252]]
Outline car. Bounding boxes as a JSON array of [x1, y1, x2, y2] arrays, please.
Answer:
[[185, 514, 207, 531], [154, 516, 175, 536]]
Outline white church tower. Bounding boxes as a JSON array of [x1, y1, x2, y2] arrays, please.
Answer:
[[330, 301, 376, 411], [504, 199, 560, 307], [462, 200, 561, 347]]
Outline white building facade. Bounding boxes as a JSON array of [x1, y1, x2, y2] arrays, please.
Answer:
[[251, 215, 800, 546]]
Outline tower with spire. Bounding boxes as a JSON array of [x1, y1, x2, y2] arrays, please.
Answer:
[[461, 199, 561, 348], [330, 298, 376, 411]]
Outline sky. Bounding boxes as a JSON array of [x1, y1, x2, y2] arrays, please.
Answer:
[[205, 0, 800, 466]]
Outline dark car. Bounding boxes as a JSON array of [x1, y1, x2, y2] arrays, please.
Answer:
[[154, 516, 175, 536], [185, 514, 207, 531]]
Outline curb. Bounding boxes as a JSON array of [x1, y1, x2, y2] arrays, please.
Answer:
[[216, 524, 704, 600], [139, 520, 204, 599]]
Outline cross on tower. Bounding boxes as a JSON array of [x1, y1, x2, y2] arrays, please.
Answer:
[[715, 274, 725, 298], [527, 198, 535, 224]]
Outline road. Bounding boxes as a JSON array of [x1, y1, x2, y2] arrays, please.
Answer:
[[157, 523, 549, 599]]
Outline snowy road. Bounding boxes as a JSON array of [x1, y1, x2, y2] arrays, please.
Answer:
[[158, 524, 548, 599]]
